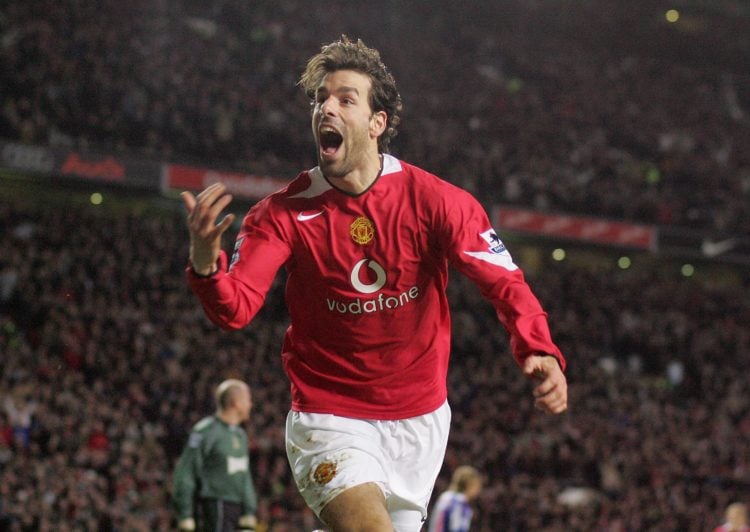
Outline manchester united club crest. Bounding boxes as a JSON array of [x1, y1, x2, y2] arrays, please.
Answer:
[[350, 216, 375, 245]]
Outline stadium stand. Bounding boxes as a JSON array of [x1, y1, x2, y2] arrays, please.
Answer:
[[1, 1, 748, 233]]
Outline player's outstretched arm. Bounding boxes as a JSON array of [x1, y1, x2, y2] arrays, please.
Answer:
[[523, 354, 568, 414], [181, 183, 236, 275]]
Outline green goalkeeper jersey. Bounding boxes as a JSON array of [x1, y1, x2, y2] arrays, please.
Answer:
[[172, 415, 258, 520]]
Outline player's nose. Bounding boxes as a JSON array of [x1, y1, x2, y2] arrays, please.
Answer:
[[320, 96, 338, 116]]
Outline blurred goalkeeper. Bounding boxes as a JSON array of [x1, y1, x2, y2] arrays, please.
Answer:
[[172, 379, 258, 532]]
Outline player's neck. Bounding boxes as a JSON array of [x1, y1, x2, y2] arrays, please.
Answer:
[[217, 410, 241, 426], [328, 152, 383, 195]]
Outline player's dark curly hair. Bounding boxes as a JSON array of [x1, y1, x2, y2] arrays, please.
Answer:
[[299, 35, 403, 153]]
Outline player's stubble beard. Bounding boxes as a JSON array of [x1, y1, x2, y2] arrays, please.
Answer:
[[318, 120, 373, 180]]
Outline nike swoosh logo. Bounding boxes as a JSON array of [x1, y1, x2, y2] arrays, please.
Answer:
[[297, 211, 324, 221]]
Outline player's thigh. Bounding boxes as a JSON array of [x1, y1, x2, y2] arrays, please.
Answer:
[[286, 411, 388, 517], [319, 482, 394, 532]]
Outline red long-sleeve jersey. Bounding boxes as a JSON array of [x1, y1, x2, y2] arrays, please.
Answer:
[[188, 155, 565, 419]]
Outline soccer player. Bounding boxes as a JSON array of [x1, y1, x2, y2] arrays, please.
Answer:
[[182, 36, 567, 532], [172, 379, 258, 532], [427, 466, 483, 532]]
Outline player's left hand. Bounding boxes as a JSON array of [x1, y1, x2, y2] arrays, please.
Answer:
[[238, 514, 257, 531], [177, 517, 196, 531], [523, 354, 568, 414]]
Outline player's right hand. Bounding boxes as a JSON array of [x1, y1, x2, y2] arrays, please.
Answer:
[[177, 517, 196, 531], [181, 183, 236, 275]]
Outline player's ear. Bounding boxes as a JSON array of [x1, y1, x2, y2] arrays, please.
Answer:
[[369, 110, 387, 139]]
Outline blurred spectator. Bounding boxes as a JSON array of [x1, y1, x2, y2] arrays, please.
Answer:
[[714, 502, 750, 532], [3, 389, 36, 450], [428, 465, 483, 532]]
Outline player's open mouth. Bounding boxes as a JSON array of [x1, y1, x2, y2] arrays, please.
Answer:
[[319, 126, 343, 158]]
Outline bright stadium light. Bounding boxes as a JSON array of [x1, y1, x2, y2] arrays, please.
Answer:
[[618, 256, 631, 269], [681, 264, 695, 277], [90, 192, 103, 205], [507, 77, 523, 94], [646, 166, 661, 185], [552, 248, 566, 261], [666, 9, 680, 23]]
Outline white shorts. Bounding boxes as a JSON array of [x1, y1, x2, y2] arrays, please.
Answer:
[[285, 401, 451, 532]]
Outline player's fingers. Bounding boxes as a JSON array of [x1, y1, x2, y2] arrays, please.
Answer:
[[521, 357, 539, 378], [534, 380, 568, 413], [195, 182, 226, 201], [532, 377, 557, 398], [195, 183, 230, 212], [216, 213, 236, 234], [199, 187, 231, 216], [180, 191, 197, 213], [191, 192, 233, 235], [536, 392, 568, 414], [522, 355, 559, 379], [535, 397, 567, 414], [200, 194, 234, 235], [189, 185, 223, 221], [534, 385, 566, 411], [210, 193, 234, 219]]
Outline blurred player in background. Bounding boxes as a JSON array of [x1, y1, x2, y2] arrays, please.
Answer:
[[173, 379, 258, 531], [427, 466, 483, 532], [714, 502, 750, 532], [182, 36, 567, 531]]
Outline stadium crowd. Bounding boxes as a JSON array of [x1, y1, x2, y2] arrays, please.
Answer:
[[1, 0, 749, 234], [1, 0, 750, 530], [1, 189, 748, 530]]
